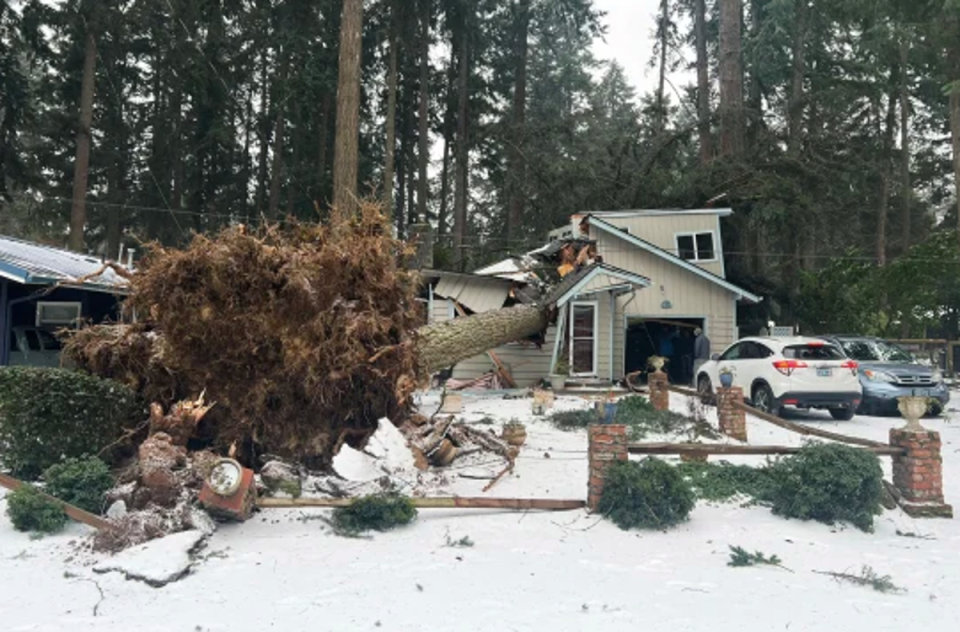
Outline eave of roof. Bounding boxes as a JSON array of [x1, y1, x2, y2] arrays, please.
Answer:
[[573, 207, 734, 220], [542, 263, 651, 307], [584, 215, 761, 304]]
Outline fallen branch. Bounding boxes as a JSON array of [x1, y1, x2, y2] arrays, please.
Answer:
[[482, 461, 515, 493], [456, 425, 516, 461], [813, 567, 906, 594]]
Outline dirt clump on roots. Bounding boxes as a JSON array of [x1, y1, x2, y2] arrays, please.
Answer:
[[65, 202, 423, 469]]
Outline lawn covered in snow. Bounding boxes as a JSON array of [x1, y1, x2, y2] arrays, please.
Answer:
[[2, 390, 959, 632]]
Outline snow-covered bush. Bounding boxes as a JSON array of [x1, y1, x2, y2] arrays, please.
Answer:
[[766, 443, 883, 532], [4, 485, 67, 534], [43, 456, 114, 514], [599, 458, 696, 530], [0, 367, 143, 479]]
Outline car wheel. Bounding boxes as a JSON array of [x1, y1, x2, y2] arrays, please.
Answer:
[[697, 375, 715, 406], [926, 402, 944, 418], [829, 407, 855, 421], [751, 383, 779, 416]]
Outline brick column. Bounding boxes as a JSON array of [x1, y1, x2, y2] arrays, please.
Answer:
[[588, 424, 628, 511], [648, 371, 669, 411], [717, 387, 747, 442], [889, 428, 953, 518]]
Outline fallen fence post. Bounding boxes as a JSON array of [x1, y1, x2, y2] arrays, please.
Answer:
[[0, 472, 115, 531], [626, 443, 906, 457], [257, 497, 585, 511]]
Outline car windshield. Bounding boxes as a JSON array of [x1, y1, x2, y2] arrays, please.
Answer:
[[839, 339, 913, 363]]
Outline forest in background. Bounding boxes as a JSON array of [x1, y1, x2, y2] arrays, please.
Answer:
[[1, 0, 960, 335]]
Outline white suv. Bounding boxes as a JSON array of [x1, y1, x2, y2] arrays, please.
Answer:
[[695, 337, 863, 420]]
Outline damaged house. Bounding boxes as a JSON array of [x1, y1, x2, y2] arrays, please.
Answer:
[[420, 208, 760, 388]]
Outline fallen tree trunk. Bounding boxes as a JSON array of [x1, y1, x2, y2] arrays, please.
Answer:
[[416, 304, 549, 374]]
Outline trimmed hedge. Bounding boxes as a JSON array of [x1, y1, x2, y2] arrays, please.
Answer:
[[0, 367, 143, 479], [767, 443, 884, 532], [599, 458, 696, 530], [4, 485, 68, 534]]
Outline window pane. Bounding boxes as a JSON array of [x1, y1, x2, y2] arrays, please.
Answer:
[[784, 345, 844, 360], [677, 235, 696, 260], [25, 330, 42, 351], [572, 340, 595, 373], [695, 233, 715, 260], [572, 305, 595, 337]]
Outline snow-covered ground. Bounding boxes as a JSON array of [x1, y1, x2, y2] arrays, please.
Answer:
[[2, 390, 960, 632]]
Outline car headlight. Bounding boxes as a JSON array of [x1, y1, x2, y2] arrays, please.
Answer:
[[863, 369, 897, 383]]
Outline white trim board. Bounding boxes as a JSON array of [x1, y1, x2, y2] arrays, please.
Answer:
[[569, 300, 599, 377], [586, 216, 761, 303]]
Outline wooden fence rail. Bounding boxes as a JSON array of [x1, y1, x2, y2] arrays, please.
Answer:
[[627, 442, 905, 457]]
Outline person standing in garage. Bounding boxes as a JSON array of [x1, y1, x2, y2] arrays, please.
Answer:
[[693, 327, 711, 385]]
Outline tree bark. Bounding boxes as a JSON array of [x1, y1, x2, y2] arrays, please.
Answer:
[[507, 0, 531, 243], [316, 91, 332, 206], [332, 0, 364, 220], [69, 28, 98, 252], [286, 103, 300, 217], [416, 0, 431, 224], [655, 0, 669, 134], [899, 36, 911, 253], [437, 46, 457, 236], [417, 305, 548, 374], [718, 0, 744, 157], [952, 88, 960, 248], [384, 6, 399, 221], [268, 99, 286, 220], [787, 0, 806, 157], [878, 72, 898, 267], [746, 0, 762, 150], [453, 24, 471, 270], [694, 0, 711, 164], [256, 51, 270, 212]]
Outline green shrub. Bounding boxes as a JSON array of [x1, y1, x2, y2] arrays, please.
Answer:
[[676, 461, 775, 502], [598, 458, 696, 530], [43, 457, 114, 514], [4, 485, 68, 534], [0, 367, 143, 479], [766, 443, 883, 532], [331, 494, 417, 536], [547, 409, 597, 431]]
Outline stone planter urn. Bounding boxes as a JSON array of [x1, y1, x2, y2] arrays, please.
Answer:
[[648, 356, 666, 374], [897, 395, 929, 432]]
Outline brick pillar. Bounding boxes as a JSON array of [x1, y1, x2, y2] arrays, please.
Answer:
[[889, 428, 953, 518], [588, 424, 628, 511], [648, 371, 669, 411], [717, 386, 747, 442]]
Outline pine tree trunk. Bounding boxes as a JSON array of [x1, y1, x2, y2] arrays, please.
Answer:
[[332, 0, 364, 220], [416, 0, 431, 224], [453, 24, 470, 270], [787, 0, 806, 157], [694, 0, 712, 165], [899, 36, 911, 253], [718, 0, 744, 157], [437, 46, 457, 236], [316, 92, 332, 205], [746, 0, 762, 150], [416, 305, 548, 374], [286, 103, 300, 217], [384, 8, 399, 221], [655, 0, 669, 134], [106, 157, 122, 261], [268, 101, 286, 220], [950, 82, 960, 249], [507, 0, 530, 243], [69, 29, 97, 252], [878, 73, 898, 267], [256, 52, 270, 212]]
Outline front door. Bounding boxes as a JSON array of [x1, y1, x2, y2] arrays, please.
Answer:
[[569, 302, 598, 376]]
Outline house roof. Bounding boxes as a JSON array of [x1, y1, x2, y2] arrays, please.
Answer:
[[573, 208, 734, 219], [541, 263, 650, 307], [582, 215, 761, 303], [0, 234, 130, 293], [473, 257, 540, 283], [427, 269, 515, 314]]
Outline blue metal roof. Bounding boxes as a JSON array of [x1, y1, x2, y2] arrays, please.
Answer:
[[0, 234, 129, 293]]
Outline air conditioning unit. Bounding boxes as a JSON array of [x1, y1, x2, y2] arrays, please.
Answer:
[[35, 302, 82, 327]]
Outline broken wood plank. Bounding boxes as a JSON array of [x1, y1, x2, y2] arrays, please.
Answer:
[[0, 472, 115, 531], [482, 461, 515, 492], [257, 496, 585, 511], [626, 443, 905, 457]]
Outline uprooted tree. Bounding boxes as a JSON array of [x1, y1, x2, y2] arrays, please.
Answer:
[[65, 202, 553, 469]]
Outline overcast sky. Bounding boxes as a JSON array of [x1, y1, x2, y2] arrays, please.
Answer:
[[591, 0, 680, 100]]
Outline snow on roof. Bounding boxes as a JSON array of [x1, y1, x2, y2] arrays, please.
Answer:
[[0, 234, 129, 292]]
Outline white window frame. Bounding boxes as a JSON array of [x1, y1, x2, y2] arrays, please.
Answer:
[[569, 300, 599, 376], [35, 301, 82, 327], [674, 230, 718, 263]]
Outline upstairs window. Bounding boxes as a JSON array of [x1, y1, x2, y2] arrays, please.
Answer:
[[676, 232, 716, 262]]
